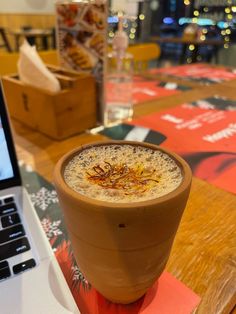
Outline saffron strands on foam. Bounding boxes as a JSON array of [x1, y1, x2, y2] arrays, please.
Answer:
[[86, 162, 160, 195]]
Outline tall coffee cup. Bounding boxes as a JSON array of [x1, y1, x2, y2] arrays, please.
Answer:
[[54, 141, 192, 304]]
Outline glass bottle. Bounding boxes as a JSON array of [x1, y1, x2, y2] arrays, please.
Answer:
[[104, 17, 134, 125]]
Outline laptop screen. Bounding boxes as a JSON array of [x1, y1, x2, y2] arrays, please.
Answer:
[[0, 83, 21, 189], [0, 116, 14, 180]]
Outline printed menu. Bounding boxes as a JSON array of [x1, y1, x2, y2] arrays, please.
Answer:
[[56, 2, 106, 74], [55, 1, 107, 120], [100, 96, 236, 194]]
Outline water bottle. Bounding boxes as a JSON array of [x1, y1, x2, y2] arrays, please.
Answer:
[[104, 17, 134, 125]]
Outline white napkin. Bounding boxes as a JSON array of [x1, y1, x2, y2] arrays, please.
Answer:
[[17, 40, 60, 93]]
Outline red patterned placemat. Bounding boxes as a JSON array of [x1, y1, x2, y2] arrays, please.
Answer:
[[106, 75, 191, 106], [99, 96, 236, 194], [149, 64, 236, 84], [132, 76, 190, 104], [55, 242, 200, 314]]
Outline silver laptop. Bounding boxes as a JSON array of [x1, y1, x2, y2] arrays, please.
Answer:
[[0, 84, 80, 314]]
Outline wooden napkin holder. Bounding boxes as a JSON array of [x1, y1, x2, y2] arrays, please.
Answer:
[[2, 65, 97, 140]]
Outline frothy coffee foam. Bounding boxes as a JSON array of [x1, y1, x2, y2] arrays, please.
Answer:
[[64, 144, 183, 203]]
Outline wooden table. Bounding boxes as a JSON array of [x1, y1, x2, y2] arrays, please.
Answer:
[[11, 79, 236, 314], [150, 36, 224, 64]]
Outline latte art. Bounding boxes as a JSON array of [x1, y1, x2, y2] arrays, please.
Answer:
[[64, 144, 183, 202]]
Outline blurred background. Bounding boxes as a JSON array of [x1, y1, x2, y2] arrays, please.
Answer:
[[0, 0, 236, 66]]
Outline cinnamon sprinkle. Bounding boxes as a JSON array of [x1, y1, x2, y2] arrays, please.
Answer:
[[86, 162, 159, 195]]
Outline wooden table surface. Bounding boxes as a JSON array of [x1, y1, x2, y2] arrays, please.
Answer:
[[11, 77, 236, 314], [150, 36, 224, 46]]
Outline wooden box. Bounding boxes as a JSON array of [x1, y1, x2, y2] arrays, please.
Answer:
[[2, 66, 97, 140]]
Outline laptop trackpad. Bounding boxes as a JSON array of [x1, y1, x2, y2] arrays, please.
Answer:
[[0, 257, 79, 314], [48, 256, 80, 313]]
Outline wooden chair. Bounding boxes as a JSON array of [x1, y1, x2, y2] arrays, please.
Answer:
[[127, 43, 161, 72], [0, 28, 12, 52], [0, 50, 59, 76]]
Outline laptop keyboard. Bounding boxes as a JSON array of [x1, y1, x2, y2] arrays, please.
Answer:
[[0, 195, 36, 281]]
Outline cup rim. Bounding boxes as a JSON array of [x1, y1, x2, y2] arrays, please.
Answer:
[[54, 140, 192, 210]]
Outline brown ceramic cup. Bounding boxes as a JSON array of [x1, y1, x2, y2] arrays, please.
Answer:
[[54, 140, 192, 304]]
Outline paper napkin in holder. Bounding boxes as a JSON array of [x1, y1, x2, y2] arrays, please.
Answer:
[[17, 40, 60, 93]]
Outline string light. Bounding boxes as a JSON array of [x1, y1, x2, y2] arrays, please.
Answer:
[[225, 7, 231, 13], [109, 31, 114, 38], [227, 14, 233, 19], [139, 14, 145, 20], [184, 0, 190, 5], [200, 35, 206, 41], [202, 28, 208, 34], [189, 44, 195, 51], [225, 36, 230, 41], [232, 6, 236, 12], [193, 10, 199, 16], [221, 30, 226, 35], [192, 18, 198, 23], [226, 29, 231, 34], [187, 58, 192, 63], [129, 33, 135, 39], [130, 28, 136, 34], [203, 7, 209, 12], [224, 43, 229, 48]]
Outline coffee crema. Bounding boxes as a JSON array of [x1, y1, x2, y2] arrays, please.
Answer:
[[64, 144, 183, 203]]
